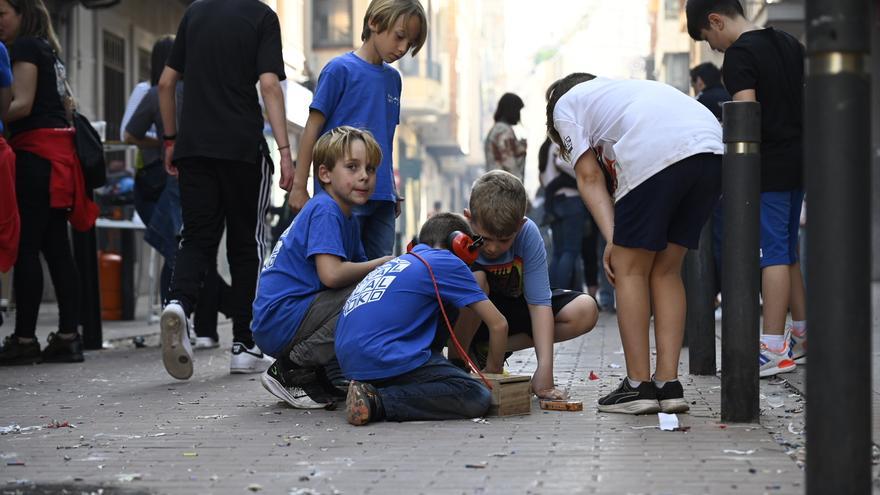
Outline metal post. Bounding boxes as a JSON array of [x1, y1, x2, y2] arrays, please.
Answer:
[[720, 101, 761, 423], [686, 220, 716, 375], [805, 0, 871, 492], [72, 224, 103, 350]]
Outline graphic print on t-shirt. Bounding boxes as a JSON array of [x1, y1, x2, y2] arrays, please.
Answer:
[[342, 258, 411, 316], [475, 257, 525, 298]]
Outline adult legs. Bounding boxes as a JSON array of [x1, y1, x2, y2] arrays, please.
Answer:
[[549, 196, 587, 290], [355, 200, 396, 259], [609, 245, 656, 382], [649, 243, 688, 381], [41, 209, 80, 335]]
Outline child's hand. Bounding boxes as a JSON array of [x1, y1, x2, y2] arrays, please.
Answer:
[[603, 242, 615, 287]]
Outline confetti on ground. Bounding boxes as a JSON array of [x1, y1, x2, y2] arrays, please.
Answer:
[[588, 371, 600, 381]]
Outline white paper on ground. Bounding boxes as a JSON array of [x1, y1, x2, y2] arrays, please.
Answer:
[[658, 413, 679, 431]]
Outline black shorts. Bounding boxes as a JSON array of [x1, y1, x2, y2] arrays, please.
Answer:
[[472, 289, 585, 343], [613, 152, 721, 251]]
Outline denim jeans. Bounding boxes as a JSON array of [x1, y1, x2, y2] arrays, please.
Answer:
[[550, 195, 588, 290], [353, 200, 396, 259], [368, 353, 491, 422]]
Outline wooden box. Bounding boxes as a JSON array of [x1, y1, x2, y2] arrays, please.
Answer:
[[480, 373, 531, 417]]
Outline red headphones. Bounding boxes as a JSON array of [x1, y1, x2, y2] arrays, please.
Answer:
[[406, 230, 484, 265]]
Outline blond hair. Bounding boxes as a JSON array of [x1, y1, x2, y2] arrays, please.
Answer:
[[361, 0, 428, 56], [468, 170, 528, 237], [313, 126, 383, 189]]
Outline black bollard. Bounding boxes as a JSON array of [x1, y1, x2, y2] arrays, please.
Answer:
[[805, 0, 871, 492], [72, 222, 103, 350], [686, 219, 717, 375], [720, 101, 761, 423]]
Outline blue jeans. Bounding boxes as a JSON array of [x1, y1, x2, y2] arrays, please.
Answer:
[[368, 353, 491, 422], [353, 200, 396, 259], [550, 195, 588, 290], [596, 236, 616, 310]]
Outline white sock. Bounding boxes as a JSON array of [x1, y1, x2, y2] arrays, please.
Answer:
[[653, 378, 667, 388], [791, 320, 807, 337], [761, 333, 786, 351], [627, 377, 642, 388]]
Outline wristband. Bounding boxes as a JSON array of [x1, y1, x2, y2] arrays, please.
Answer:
[[162, 134, 176, 141], [277, 144, 290, 151]]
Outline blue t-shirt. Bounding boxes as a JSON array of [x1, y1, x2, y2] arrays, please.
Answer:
[[310, 52, 401, 202], [252, 191, 366, 357], [0, 43, 12, 134], [472, 218, 552, 306], [335, 245, 487, 380]]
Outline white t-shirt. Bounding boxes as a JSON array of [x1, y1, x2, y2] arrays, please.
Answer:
[[553, 77, 723, 202], [540, 142, 579, 198]]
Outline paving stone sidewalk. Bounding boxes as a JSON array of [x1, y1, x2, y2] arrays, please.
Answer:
[[2, 302, 830, 495]]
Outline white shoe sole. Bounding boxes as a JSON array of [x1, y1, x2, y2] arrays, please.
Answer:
[[759, 362, 796, 378], [794, 356, 806, 364], [659, 398, 690, 414], [230, 355, 273, 374], [193, 337, 220, 350], [598, 399, 661, 415], [160, 307, 193, 380], [260, 372, 327, 409]]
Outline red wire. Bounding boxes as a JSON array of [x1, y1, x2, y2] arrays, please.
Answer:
[[408, 250, 493, 390]]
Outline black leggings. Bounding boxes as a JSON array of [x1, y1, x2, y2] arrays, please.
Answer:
[[13, 151, 79, 338]]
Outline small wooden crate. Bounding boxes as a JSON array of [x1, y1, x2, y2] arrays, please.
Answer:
[[479, 373, 531, 417]]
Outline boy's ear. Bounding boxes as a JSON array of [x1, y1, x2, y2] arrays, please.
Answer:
[[707, 12, 725, 31], [317, 163, 332, 185], [463, 208, 472, 221]]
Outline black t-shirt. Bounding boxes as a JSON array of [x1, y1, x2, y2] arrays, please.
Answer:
[[167, 0, 285, 165], [8, 36, 69, 136], [722, 27, 804, 192]]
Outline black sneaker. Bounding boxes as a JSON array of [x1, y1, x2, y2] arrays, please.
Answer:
[[655, 380, 689, 413], [42, 332, 84, 363], [346, 380, 383, 426], [260, 360, 332, 409], [0, 335, 41, 365], [598, 378, 661, 415]]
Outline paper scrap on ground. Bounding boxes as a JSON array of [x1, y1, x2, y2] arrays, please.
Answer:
[[723, 449, 756, 455], [658, 413, 679, 431]]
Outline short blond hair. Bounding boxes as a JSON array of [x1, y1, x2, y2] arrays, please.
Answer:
[[361, 0, 428, 56], [468, 170, 528, 237], [313, 126, 383, 189]]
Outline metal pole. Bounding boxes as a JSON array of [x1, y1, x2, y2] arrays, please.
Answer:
[[686, 219, 716, 375], [720, 101, 761, 423], [805, 0, 871, 492]]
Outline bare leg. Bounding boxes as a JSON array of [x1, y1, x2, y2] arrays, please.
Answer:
[[554, 294, 598, 341], [610, 245, 656, 382], [789, 262, 806, 322], [649, 243, 688, 382], [762, 265, 791, 334]]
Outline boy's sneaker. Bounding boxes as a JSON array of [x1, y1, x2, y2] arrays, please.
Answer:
[[260, 361, 330, 409], [346, 380, 382, 426], [0, 335, 41, 365], [230, 342, 273, 374], [42, 332, 84, 363], [654, 380, 689, 414], [789, 331, 807, 364], [759, 340, 796, 378], [160, 302, 194, 380], [192, 336, 220, 350], [598, 379, 661, 415]]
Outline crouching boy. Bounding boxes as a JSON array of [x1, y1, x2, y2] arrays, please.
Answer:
[[335, 213, 509, 426], [252, 126, 392, 408]]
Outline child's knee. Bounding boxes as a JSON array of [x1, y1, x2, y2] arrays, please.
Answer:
[[461, 382, 492, 418]]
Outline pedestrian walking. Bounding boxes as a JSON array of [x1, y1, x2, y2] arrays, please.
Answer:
[[157, 0, 293, 380], [485, 93, 527, 181]]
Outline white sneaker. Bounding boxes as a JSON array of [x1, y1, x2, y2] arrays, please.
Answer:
[[789, 329, 807, 364], [160, 302, 194, 380], [759, 337, 796, 378], [193, 337, 220, 350], [230, 342, 273, 374]]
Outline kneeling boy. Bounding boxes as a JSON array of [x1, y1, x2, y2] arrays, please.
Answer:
[[252, 126, 392, 408], [453, 170, 599, 400], [335, 213, 509, 425]]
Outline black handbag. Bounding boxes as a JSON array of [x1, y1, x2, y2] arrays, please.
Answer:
[[72, 111, 107, 189]]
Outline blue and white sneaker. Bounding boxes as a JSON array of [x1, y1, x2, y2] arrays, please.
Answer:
[[230, 342, 273, 374], [759, 337, 796, 378]]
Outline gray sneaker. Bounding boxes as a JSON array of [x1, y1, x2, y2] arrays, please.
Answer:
[[160, 302, 193, 380]]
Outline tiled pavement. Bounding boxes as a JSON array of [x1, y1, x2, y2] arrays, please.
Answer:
[[0, 287, 876, 494]]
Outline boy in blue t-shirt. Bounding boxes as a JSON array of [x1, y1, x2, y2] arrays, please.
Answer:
[[253, 126, 393, 409], [451, 171, 600, 401], [336, 213, 509, 426], [289, 0, 428, 259]]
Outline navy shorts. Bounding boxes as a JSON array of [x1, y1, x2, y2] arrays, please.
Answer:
[[472, 288, 586, 343], [760, 190, 804, 268], [613, 153, 721, 251]]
